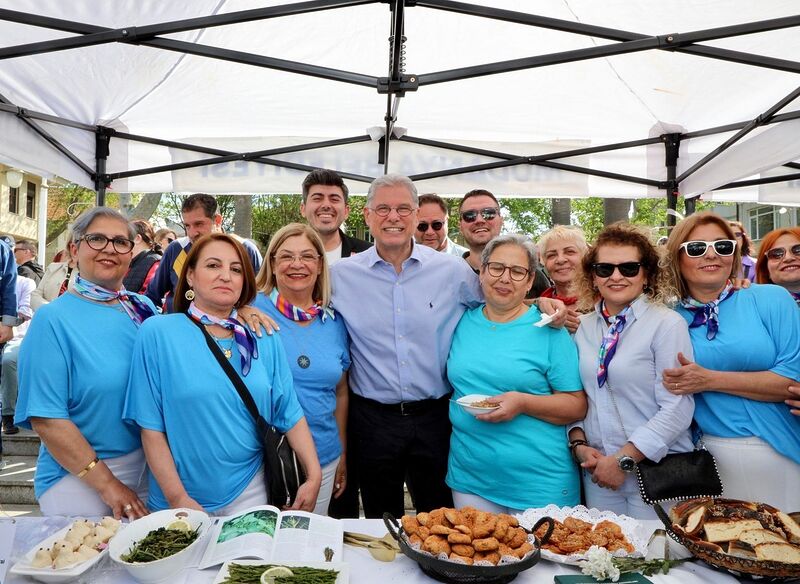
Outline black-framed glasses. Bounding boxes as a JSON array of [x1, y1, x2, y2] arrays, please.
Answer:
[[592, 262, 642, 278], [485, 261, 530, 281], [461, 207, 499, 223], [369, 205, 415, 217], [679, 239, 736, 258], [81, 233, 134, 254], [417, 220, 444, 232], [766, 243, 800, 261]]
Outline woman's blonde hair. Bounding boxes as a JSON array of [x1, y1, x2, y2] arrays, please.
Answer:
[[575, 222, 670, 312], [537, 225, 588, 261], [256, 223, 331, 307], [664, 211, 740, 300]]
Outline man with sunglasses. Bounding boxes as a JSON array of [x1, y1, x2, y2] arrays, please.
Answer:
[[458, 189, 550, 296], [414, 193, 467, 256]]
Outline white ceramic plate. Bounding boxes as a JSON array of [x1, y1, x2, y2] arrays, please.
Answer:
[[213, 559, 349, 584], [9, 522, 117, 584], [519, 504, 649, 565], [454, 394, 501, 416]]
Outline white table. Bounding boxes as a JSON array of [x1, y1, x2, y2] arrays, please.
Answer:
[[4, 517, 746, 583]]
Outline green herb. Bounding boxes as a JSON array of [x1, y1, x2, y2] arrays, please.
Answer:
[[121, 526, 200, 563], [612, 556, 695, 576], [223, 563, 339, 584]]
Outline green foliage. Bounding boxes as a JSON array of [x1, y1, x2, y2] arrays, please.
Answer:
[[251, 194, 305, 249], [499, 198, 552, 238], [45, 184, 118, 244]]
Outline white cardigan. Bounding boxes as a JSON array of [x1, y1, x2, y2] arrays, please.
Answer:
[[30, 261, 77, 312]]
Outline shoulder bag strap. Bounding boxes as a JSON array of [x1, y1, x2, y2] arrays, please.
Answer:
[[186, 315, 262, 425]]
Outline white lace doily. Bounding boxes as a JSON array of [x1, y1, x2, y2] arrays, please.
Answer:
[[519, 505, 649, 565]]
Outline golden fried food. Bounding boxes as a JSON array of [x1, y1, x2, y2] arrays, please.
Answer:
[[422, 535, 451, 556], [514, 541, 534, 559], [473, 537, 500, 552], [409, 534, 423, 546], [492, 520, 509, 541], [564, 517, 593, 534], [430, 525, 458, 536], [474, 551, 501, 564], [449, 552, 474, 565], [498, 543, 514, 558], [418, 526, 431, 539], [448, 533, 472, 545], [444, 508, 464, 526], [595, 520, 624, 538], [507, 527, 528, 549], [472, 512, 498, 538], [498, 513, 520, 528], [428, 509, 448, 527], [588, 531, 609, 547], [416, 512, 430, 526], [451, 544, 475, 557], [401, 515, 420, 536], [454, 524, 472, 536], [535, 517, 633, 556], [559, 533, 590, 553], [469, 399, 500, 408]]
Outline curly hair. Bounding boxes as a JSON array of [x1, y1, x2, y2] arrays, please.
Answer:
[[575, 222, 668, 312]]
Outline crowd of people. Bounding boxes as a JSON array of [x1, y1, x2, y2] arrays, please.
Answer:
[[1, 168, 798, 524]]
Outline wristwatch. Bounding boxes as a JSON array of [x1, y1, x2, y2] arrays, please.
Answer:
[[616, 455, 636, 473]]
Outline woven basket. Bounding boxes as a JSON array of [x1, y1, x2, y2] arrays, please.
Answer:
[[654, 503, 800, 581], [384, 513, 554, 584]]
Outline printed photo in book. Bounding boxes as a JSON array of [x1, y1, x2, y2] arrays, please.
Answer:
[[198, 505, 343, 569]]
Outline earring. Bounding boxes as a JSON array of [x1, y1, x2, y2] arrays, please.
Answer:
[[185, 289, 195, 301]]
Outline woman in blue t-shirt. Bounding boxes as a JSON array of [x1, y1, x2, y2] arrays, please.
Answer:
[[446, 233, 586, 513], [124, 233, 321, 514], [663, 212, 800, 510], [16, 207, 157, 519], [253, 224, 350, 515]]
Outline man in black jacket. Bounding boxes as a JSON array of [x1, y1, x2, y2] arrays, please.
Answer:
[[300, 169, 371, 265], [13, 240, 43, 285]]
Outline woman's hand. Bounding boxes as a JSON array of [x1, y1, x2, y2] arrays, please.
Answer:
[[589, 455, 626, 490], [564, 307, 581, 334], [662, 352, 714, 395], [236, 305, 279, 337], [169, 494, 204, 512], [787, 385, 800, 416], [575, 444, 602, 471], [98, 479, 149, 520], [287, 476, 322, 512], [536, 298, 567, 329], [475, 392, 525, 423], [333, 457, 347, 499]]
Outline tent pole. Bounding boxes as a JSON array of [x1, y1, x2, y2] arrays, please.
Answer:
[[663, 133, 681, 228], [95, 128, 111, 206]]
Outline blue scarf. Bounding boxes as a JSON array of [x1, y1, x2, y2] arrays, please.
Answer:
[[680, 281, 735, 340], [73, 274, 156, 326], [596, 300, 635, 388], [188, 303, 259, 376]]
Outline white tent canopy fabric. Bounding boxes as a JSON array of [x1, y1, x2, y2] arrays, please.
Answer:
[[0, 0, 798, 201]]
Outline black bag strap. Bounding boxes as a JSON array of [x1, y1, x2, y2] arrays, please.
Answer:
[[187, 315, 265, 428]]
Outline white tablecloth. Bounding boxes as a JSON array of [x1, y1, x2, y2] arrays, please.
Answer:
[[4, 517, 746, 583]]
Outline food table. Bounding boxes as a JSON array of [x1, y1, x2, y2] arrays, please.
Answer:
[[4, 517, 747, 583]]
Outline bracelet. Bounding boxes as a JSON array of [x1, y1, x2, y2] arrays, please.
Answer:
[[76, 457, 99, 479], [569, 440, 589, 464]]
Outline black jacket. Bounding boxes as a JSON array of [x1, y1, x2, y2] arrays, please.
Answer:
[[340, 229, 372, 258], [18, 260, 44, 285]]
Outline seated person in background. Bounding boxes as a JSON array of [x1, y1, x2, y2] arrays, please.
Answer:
[[1, 274, 35, 435]]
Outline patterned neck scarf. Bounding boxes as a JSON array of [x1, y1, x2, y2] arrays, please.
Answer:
[[596, 300, 635, 388], [188, 303, 259, 376], [73, 274, 155, 326], [540, 286, 577, 306], [680, 280, 735, 340], [269, 288, 334, 323]]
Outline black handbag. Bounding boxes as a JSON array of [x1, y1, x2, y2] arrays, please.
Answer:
[[605, 379, 723, 506], [189, 316, 305, 507]]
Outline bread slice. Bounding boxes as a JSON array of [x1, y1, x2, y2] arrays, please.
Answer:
[[738, 529, 787, 546], [774, 512, 800, 545], [684, 506, 707, 536], [727, 540, 757, 560], [754, 542, 800, 564], [670, 498, 711, 525], [704, 519, 763, 543]]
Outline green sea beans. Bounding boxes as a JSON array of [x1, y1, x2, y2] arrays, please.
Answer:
[[223, 563, 339, 584], [121, 526, 200, 563]]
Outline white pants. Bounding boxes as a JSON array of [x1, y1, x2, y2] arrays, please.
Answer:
[[39, 449, 148, 517], [582, 471, 661, 520], [315, 457, 340, 516], [704, 435, 800, 510], [452, 490, 525, 515], [214, 470, 268, 517]]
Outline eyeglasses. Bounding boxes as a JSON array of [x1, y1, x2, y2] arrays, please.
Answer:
[[369, 205, 416, 217], [417, 221, 444, 232], [461, 207, 499, 223], [273, 252, 321, 265], [592, 262, 642, 278], [679, 239, 736, 258], [485, 262, 530, 281], [766, 243, 800, 261], [81, 233, 134, 254]]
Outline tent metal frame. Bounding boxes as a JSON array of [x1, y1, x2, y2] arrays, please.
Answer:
[[1, 1, 798, 222]]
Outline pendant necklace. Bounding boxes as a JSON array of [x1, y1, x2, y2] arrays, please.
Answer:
[[209, 328, 234, 359]]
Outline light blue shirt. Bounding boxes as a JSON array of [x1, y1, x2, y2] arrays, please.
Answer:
[[16, 292, 155, 498], [675, 285, 800, 464], [444, 238, 468, 257], [123, 314, 304, 512], [446, 305, 583, 509], [574, 296, 696, 462], [253, 294, 350, 466], [331, 242, 482, 403]]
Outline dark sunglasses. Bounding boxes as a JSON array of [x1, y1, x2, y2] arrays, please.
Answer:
[[592, 262, 642, 278], [81, 233, 134, 254], [417, 221, 444, 232], [679, 239, 736, 258], [461, 207, 499, 223], [766, 243, 800, 261]]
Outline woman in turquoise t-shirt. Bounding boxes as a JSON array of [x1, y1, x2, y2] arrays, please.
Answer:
[[446, 234, 586, 513]]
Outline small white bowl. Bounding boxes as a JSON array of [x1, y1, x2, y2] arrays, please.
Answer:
[[455, 394, 501, 416], [108, 508, 210, 583]]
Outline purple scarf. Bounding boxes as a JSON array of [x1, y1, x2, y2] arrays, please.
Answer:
[[596, 301, 634, 388], [680, 281, 735, 340], [73, 274, 155, 326]]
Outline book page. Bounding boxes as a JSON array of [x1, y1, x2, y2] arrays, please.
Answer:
[[198, 505, 281, 569], [272, 511, 343, 563]]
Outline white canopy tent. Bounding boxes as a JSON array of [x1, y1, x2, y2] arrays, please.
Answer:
[[0, 0, 799, 217]]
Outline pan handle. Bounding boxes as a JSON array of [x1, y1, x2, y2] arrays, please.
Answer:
[[532, 516, 555, 546], [383, 512, 402, 542]]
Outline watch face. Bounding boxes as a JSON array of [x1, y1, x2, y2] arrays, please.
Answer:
[[618, 456, 636, 472]]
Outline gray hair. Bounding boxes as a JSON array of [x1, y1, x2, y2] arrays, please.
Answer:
[[481, 233, 539, 273], [72, 206, 136, 244], [366, 174, 418, 206]]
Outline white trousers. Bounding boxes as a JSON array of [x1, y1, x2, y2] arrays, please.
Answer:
[[704, 435, 800, 510], [452, 490, 525, 515], [39, 449, 148, 517], [582, 471, 661, 520], [315, 457, 339, 516]]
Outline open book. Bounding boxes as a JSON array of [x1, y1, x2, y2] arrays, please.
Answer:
[[198, 505, 343, 569]]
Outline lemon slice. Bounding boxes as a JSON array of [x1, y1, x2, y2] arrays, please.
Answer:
[[167, 519, 192, 531], [260, 566, 294, 583]]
